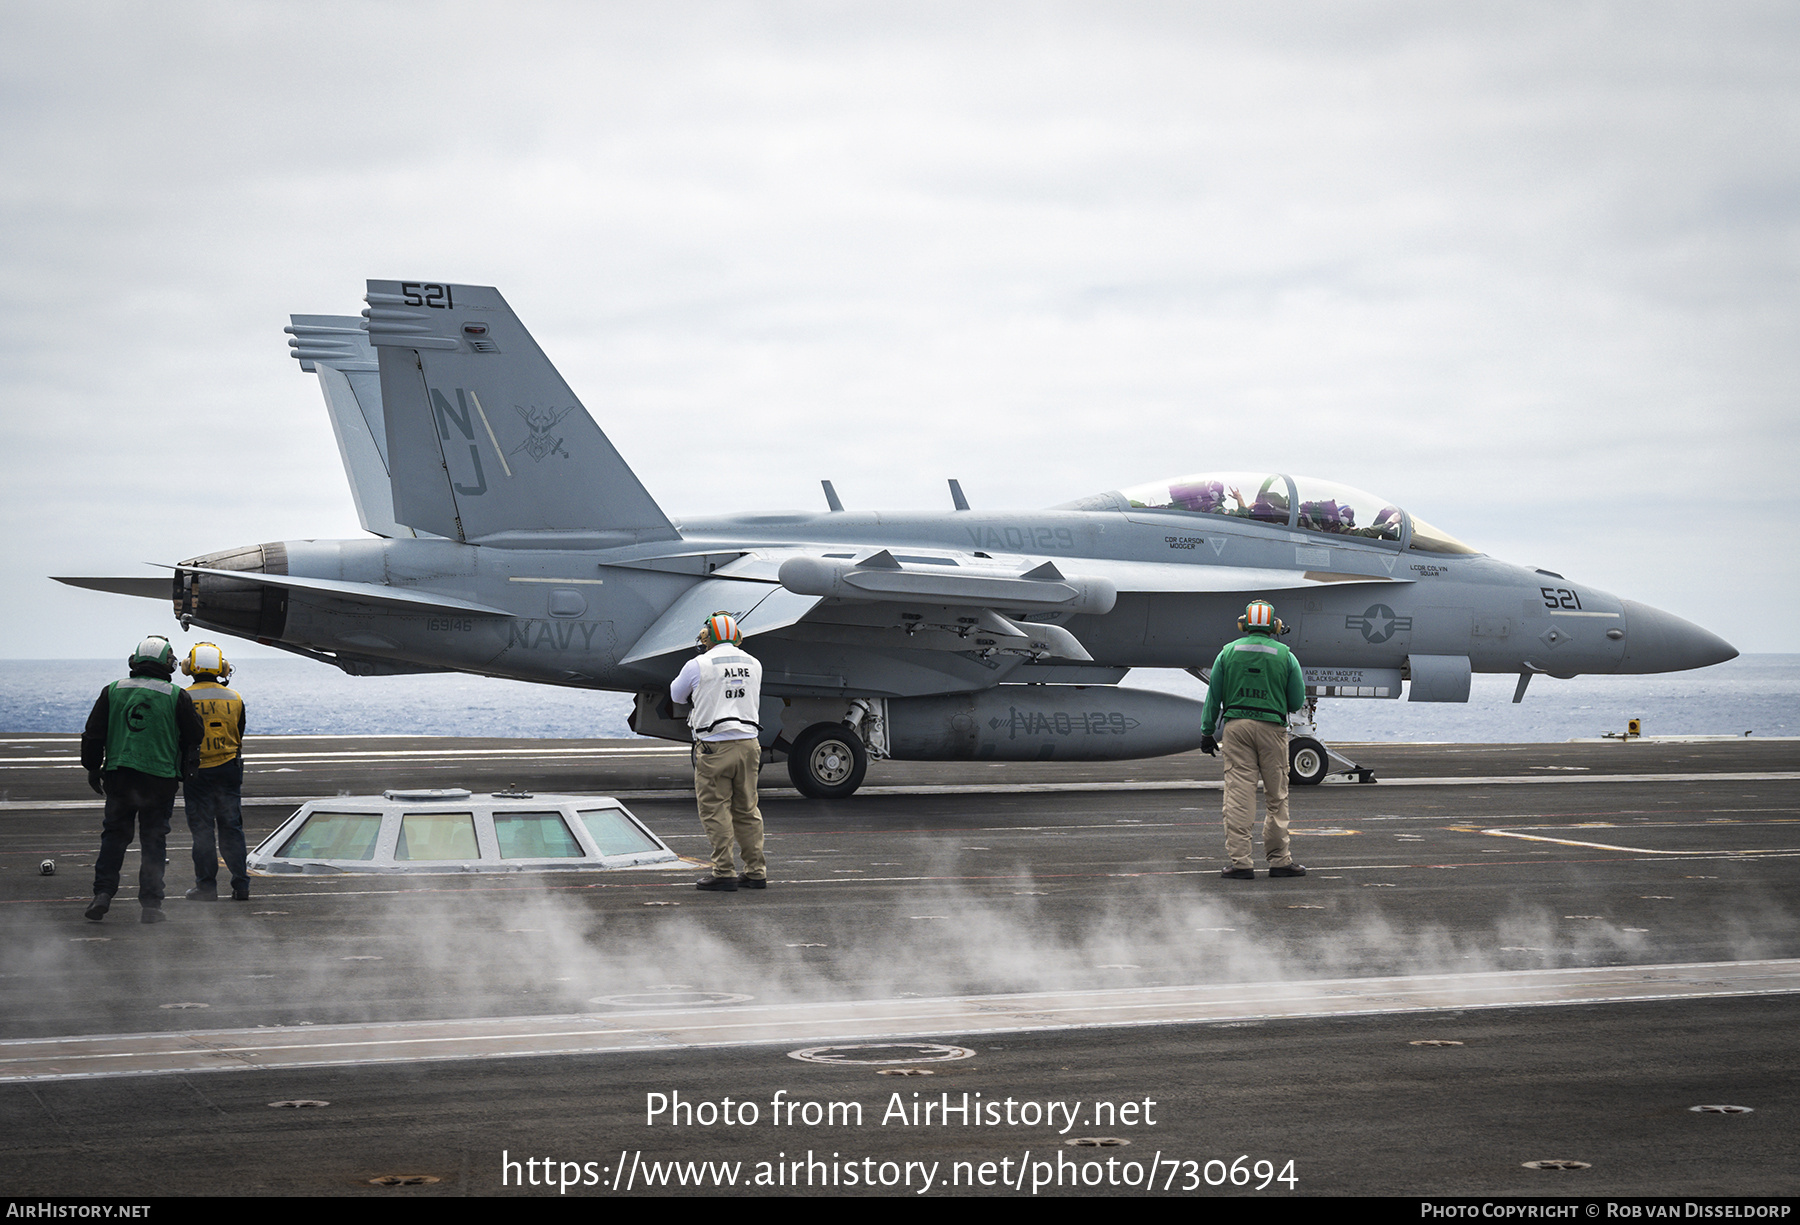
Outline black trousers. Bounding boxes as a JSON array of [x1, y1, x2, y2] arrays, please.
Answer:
[[184, 758, 247, 891], [93, 769, 178, 906]]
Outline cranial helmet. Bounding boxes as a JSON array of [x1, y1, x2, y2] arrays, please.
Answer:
[[129, 635, 176, 673], [181, 642, 231, 681], [698, 611, 743, 648], [1238, 600, 1287, 636]]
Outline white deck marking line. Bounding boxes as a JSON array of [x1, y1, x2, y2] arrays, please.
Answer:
[[1479, 827, 1794, 856], [1, 959, 1793, 1083], [838, 773, 1800, 797], [1366, 772, 1800, 787], [0, 746, 689, 766], [3, 771, 1800, 810]]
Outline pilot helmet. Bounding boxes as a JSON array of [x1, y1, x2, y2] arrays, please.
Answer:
[[128, 635, 176, 674], [1238, 600, 1287, 636], [181, 642, 231, 681], [698, 611, 743, 649]]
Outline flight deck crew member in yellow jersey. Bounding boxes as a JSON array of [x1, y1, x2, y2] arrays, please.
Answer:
[[669, 612, 767, 893], [180, 643, 250, 901]]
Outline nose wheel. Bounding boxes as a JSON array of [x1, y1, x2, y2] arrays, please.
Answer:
[[1289, 736, 1329, 786], [1286, 733, 1376, 785], [787, 723, 870, 799]]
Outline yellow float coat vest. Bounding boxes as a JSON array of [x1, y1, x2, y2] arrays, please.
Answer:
[[186, 681, 244, 770]]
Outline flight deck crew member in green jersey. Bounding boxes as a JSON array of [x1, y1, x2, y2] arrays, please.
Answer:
[[80, 635, 203, 923], [1199, 600, 1308, 880]]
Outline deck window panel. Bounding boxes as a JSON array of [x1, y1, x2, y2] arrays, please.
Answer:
[[276, 811, 382, 861], [577, 807, 662, 857], [396, 812, 479, 861], [494, 811, 584, 859]]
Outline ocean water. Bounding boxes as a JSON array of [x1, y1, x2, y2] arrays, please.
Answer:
[[5, 655, 1795, 744]]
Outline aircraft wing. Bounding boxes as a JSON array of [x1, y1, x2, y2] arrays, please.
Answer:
[[612, 546, 1412, 674], [619, 579, 823, 666], [632, 541, 1413, 596]]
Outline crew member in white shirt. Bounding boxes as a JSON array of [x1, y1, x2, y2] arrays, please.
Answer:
[[669, 612, 768, 892]]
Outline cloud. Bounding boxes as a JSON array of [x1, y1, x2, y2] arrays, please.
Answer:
[[4, 3, 1796, 653]]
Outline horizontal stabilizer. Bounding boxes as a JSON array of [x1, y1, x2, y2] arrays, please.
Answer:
[[52, 576, 169, 601], [159, 565, 512, 618], [364, 280, 680, 545]]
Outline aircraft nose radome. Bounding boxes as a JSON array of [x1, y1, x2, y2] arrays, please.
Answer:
[[1617, 600, 1739, 674]]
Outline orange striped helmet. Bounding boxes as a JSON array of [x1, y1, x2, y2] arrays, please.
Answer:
[[1238, 600, 1285, 635], [698, 611, 743, 648]]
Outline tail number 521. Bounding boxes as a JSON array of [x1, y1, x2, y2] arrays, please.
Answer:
[[402, 282, 454, 309]]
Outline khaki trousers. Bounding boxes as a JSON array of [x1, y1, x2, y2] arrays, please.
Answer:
[[1221, 718, 1294, 869], [692, 738, 767, 879]]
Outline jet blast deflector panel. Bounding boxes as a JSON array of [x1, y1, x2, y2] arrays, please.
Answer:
[[249, 790, 676, 874]]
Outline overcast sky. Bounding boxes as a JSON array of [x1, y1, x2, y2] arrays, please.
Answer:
[[5, 2, 1796, 658]]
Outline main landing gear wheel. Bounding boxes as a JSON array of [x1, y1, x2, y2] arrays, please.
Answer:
[[1289, 736, 1329, 787], [787, 723, 869, 799]]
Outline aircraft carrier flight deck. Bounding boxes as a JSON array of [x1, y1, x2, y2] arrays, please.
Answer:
[[1, 736, 1795, 1198]]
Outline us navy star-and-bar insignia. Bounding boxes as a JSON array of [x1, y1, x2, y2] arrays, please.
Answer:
[[1346, 603, 1412, 644]]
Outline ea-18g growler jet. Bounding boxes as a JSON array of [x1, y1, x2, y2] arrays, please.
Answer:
[[57, 280, 1737, 798]]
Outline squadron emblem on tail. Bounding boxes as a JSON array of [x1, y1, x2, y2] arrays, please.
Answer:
[[511, 404, 575, 462]]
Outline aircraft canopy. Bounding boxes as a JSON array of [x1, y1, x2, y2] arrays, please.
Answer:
[[1118, 471, 1480, 554]]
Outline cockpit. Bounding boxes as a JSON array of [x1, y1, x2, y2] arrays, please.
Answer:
[[1117, 471, 1480, 555]]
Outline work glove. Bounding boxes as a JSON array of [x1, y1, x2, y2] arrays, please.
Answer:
[[87, 771, 105, 797], [1200, 734, 1218, 757]]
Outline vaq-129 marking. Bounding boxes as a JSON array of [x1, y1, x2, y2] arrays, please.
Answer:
[[56, 281, 1738, 797]]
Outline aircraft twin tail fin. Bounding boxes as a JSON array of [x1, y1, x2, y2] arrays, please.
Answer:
[[362, 280, 679, 546], [287, 314, 419, 539]]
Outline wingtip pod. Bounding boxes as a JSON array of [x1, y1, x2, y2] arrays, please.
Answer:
[[363, 280, 679, 545]]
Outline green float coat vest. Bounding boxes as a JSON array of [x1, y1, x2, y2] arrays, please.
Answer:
[[102, 677, 182, 778], [1200, 634, 1305, 735]]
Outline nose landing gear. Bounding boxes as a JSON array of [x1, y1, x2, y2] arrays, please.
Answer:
[[1289, 698, 1377, 786]]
